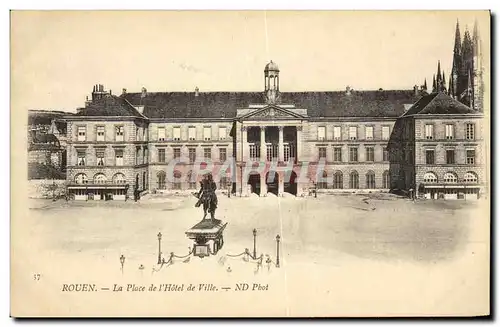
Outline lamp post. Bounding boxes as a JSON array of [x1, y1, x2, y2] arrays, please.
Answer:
[[157, 232, 162, 264], [252, 229, 257, 259], [275, 235, 281, 268], [120, 254, 125, 274]]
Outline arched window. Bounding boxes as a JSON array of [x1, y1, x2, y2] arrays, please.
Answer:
[[382, 170, 390, 189], [157, 171, 166, 190], [333, 171, 343, 189], [94, 173, 107, 184], [444, 172, 458, 183], [317, 170, 328, 189], [349, 171, 359, 189], [464, 172, 478, 183], [112, 173, 127, 184], [366, 170, 376, 189], [172, 170, 182, 190], [74, 173, 88, 184], [423, 172, 438, 183]]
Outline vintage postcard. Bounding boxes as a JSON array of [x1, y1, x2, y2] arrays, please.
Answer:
[[11, 10, 491, 317]]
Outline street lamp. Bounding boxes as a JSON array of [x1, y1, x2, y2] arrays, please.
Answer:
[[252, 229, 257, 259], [275, 234, 281, 268], [157, 232, 162, 264], [120, 254, 125, 274]]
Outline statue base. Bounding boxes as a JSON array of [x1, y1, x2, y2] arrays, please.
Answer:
[[185, 219, 228, 258]]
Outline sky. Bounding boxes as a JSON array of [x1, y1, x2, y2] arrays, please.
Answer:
[[11, 10, 490, 112]]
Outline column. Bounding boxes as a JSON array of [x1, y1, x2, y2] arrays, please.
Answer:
[[260, 126, 267, 161], [296, 126, 302, 162], [241, 126, 248, 162], [278, 126, 284, 162]]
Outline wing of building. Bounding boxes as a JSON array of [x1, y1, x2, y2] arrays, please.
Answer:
[[63, 59, 486, 201]]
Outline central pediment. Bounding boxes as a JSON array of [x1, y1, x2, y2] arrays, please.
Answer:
[[238, 104, 307, 120]]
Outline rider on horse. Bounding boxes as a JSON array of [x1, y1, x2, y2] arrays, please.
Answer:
[[195, 173, 218, 217]]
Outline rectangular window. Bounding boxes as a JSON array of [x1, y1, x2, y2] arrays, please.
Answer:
[[189, 148, 196, 163], [333, 147, 342, 162], [219, 127, 227, 140], [349, 147, 358, 162], [203, 127, 211, 141], [446, 149, 455, 164], [383, 147, 389, 161], [445, 124, 454, 140], [143, 128, 147, 141], [115, 126, 124, 141], [173, 127, 181, 141], [365, 126, 374, 140], [136, 148, 141, 165], [382, 126, 390, 140], [173, 148, 181, 159], [188, 127, 196, 140], [318, 147, 327, 159], [425, 124, 434, 139], [333, 126, 341, 140], [219, 148, 227, 162], [284, 144, 291, 162], [426, 150, 435, 164], [158, 148, 166, 163], [136, 127, 140, 141], [204, 148, 212, 159], [250, 144, 258, 160], [466, 123, 475, 140], [317, 126, 326, 140], [77, 126, 86, 141], [96, 150, 105, 166], [96, 126, 105, 141], [77, 150, 86, 166], [349, 126, 357, 140], [157, 127, 166, 141], [425, 150, 435, 165], [466, 150, 476, 165], [365, 147, 374, 162], [115, 149, 123, 166]]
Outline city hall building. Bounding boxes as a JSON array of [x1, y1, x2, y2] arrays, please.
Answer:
[[64, 58, 485, 200]]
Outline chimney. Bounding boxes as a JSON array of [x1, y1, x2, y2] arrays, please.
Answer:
[[141, 87, 147, 98], [109, 89, 112, 95], [122, 88, 127, 95], [195, 86, 199, 96], [413, 85, 419, 96], [346, 86, 351, 96]]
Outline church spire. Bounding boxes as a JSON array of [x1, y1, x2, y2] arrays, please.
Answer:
[[436, 60, 442, 85], [423, 78, 427, 91], [448, 73, 454, 97], [432, 74, 437, 93], [442, 71, 446, 91], [454, 20, 462, 54]]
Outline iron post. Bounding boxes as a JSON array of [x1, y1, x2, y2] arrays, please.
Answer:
[[276, 234, 281, 268], [252, 228, 257, 259], [157, 232, 162, 264]]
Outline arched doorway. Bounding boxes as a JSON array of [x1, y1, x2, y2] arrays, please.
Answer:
[[266, 171, 279, 196], [284, 171, 297, 195], [248, 173, 260, 195]]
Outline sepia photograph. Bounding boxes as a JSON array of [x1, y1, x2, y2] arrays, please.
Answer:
[[10, 10, 491, 317]]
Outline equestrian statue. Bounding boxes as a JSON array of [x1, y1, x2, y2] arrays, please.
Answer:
[[195, 173, 218, 220]]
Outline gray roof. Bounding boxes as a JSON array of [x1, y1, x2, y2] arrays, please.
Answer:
[[122, 90, 421, 119], [76, 95, 142, 117], [403, 92, 477, 116]]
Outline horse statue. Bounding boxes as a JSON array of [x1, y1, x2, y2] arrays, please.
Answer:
[[194, 173, 218, 220]]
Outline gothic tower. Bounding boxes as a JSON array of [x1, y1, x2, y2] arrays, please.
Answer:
[[472, 20, 484, 112]]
